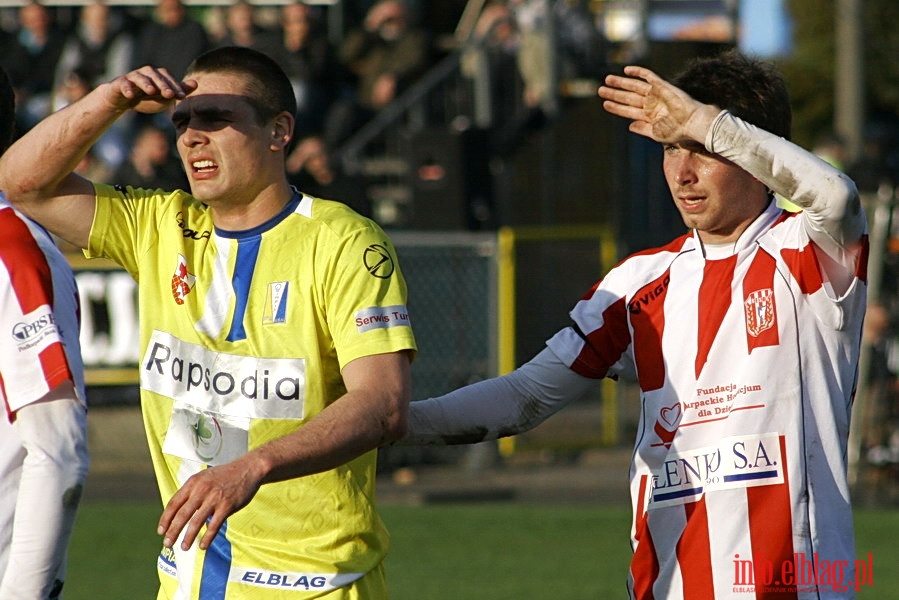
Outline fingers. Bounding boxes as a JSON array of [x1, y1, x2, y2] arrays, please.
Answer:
[[109, 66, 191, 112], [158, 480, 221, 551], [157, 466, 256, 552], [199, 514, 227, 551], [157, 486, 202, 550]]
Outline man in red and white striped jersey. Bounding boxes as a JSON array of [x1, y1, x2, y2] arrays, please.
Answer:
[[402, 51, 868, 599], [0, 65, 88, 599]]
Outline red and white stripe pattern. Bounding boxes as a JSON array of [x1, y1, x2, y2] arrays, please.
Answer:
[[548, 202, 867, 599], [0, 196, 84, 419]]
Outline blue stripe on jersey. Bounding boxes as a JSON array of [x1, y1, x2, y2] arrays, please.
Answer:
[[213, 192, 301, 342], [227, 235, 261, 342], [199, 520, 232, 598]]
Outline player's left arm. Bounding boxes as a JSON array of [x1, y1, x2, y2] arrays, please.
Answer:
[[0, 382, 88, 598], [705, 111, 866, 293], [157, 350, 412, 552]]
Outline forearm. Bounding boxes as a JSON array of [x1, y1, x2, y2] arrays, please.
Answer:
[[706, 110, 864, 245], [250, 387, 408, 484], [0, 85, 122, 202], [402, 347, 596, 445], [240, 352, 412, 484]]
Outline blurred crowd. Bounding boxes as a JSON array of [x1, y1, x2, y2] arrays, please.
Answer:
[[0, 0, 606, 214], [0, 0, 432, 204]]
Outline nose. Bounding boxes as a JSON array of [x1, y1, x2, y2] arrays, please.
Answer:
[[670, 153, 698, 186], [178, 125, 206, 148]]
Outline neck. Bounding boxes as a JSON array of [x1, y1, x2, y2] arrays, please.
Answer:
[[209, 181, 295, 232]]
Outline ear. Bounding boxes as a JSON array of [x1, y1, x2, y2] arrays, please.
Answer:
[[270, 111, 294, 152]]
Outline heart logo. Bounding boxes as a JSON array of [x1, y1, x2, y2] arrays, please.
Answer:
[[659, 402, 682, 429]]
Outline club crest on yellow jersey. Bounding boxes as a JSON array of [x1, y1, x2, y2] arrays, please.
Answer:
[[171, 254, 197, 305]]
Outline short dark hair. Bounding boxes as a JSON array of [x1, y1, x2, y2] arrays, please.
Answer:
[[0, 67, 15, 155], [673, 50, 792, 141], [185, 46, 297, 124]]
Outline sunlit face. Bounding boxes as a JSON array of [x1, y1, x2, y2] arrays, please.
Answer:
[[171, 72, 284, 208], [662, 141, 769, 245]]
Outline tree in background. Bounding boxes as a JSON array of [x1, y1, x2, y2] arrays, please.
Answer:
[[782, 0, 899, 149]]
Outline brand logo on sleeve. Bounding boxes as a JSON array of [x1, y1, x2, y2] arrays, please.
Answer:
[[363, 244, 395, 278], [354, 305, 411, 332], [11, 308, 59, 352]]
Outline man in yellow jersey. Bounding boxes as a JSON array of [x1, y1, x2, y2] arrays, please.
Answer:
[[0, 46, 417, 599]]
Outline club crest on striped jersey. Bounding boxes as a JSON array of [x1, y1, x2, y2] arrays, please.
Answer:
[[744, 288, 775, 337], [263, 281, 289, 325], [171, 254, 196, 305]]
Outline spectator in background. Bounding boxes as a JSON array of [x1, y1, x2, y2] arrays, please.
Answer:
[[287, 135, 371, 217], [134, 0, 210, 79], [323, 0, 431, 147], [216, 0, 277, 53], [52, 67, 131, 172], [0, 1, 67, 131], [463, 1, 521, 117], [111, 124, 189, 191], [55, 0, 134, 91], [462, 1, 532, 156], [271, 1, 347, 140], [510, 0, 551, 111]]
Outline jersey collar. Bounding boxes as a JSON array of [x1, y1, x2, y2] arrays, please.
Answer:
[[214, 190, 302, 239]]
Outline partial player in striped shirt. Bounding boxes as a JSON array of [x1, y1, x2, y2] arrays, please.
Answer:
[[401, 50, 867, 600], [0, 66, 89, 599]]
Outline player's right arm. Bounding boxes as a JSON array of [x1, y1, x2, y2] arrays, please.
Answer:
[[0, 66, 193, 249], [401, 348, 596, 445]]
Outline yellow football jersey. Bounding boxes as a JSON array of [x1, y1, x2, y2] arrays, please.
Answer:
[[87, 183, 416, 598]]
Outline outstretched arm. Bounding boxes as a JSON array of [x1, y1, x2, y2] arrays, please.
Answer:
[[401, 348, 596, 446], [0, 67, 195, 249]]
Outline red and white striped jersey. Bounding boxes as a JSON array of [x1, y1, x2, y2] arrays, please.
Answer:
[[548, 197, 867, 598], [0, 194, 85, 417]]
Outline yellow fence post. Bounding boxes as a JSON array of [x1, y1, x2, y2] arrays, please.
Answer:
[[495, 225, 619, 455], [497, 227, 517, 456]]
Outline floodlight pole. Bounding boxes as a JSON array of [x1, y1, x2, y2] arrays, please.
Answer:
[[834, 0, 864, 163]]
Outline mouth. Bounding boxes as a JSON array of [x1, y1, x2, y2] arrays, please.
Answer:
[[678, 194, 706, 210], [191, 159, 217, 175]]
